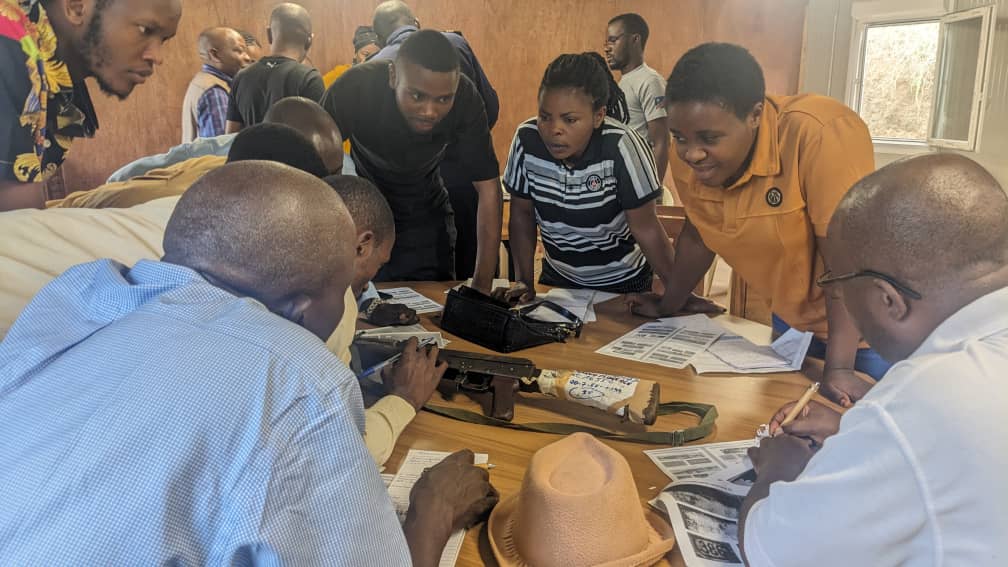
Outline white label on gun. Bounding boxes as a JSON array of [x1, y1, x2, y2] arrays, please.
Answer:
[[536, 370, 639, 415]]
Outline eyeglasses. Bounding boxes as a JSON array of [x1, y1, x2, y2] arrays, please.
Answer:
[[604, 33, 625, 46], [816, 269, 922, 300]]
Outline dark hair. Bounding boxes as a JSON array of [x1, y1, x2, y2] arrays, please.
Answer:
[[665, 43, 765, 119], [396, 29, 459, 73], [323, 175, 395, 242], [227, 123, 328, 178], [609, 13, 649, 50], [539, 52, 628, 124], [235, 29, 260, 47]]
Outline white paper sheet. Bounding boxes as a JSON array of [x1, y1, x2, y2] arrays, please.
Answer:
[[691, 328, 813, 374], [382, 287, 444, 314], [387, 450, 489, 567], [597, 315, 723, 369], [357, 323, 449, 347]]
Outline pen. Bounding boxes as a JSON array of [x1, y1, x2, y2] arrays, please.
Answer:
[[358, 336, 438, 379], [779, 382, 820, 429]]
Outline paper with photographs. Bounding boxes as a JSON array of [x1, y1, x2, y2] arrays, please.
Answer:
[[646, 441, 757, 567], [596, 314, 723, 369]]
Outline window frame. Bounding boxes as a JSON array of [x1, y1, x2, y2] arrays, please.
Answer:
[[926, 5, 997, 151], [845, 2, 997, 154]]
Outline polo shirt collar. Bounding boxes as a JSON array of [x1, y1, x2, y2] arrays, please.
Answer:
[[725, 96, 782, 191], [201, 63, 233, 84], [386, 25, 418, 47], [910, 286, 1008, 358]]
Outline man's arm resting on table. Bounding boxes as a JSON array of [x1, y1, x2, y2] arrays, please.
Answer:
[[646, 118, 670, 185], [470, 177, 502, 293], [503, 196, 538, 302], [0, 179, 45, 210], [626, 215, 717, 317]]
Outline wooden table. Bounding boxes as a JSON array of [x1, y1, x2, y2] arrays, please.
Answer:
[[379, 282, 818, 566]]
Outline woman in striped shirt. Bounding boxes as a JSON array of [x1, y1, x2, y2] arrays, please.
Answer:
[[501, 52, 718, 315]]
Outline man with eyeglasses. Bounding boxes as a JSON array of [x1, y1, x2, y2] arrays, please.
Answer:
[[627, 42, 882, 407], [739, 153, 1008, 567], [605, 13, 669, 185]]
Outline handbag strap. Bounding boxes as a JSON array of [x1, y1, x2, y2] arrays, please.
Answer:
[[422, 400, 717, 446]]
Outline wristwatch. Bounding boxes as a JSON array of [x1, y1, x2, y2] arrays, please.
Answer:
[[362, 297, 385, 319]]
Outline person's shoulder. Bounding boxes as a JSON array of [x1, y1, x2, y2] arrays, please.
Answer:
[[513, 117, 541, 142], [338, 60, 390, 84], [774, 94, 865, 131], [601, 117, 647, 152]]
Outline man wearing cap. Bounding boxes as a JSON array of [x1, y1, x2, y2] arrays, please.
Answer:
[[740, 155, 1008, 566], [322, 25, 379, 87]]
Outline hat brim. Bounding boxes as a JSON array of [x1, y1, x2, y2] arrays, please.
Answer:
[[488, 494, 677, 567]]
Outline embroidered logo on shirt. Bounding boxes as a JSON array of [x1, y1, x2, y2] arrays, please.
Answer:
[[585, 174, 603, 191], [766, 187, 783, 207], [654, 96, 665, 106]]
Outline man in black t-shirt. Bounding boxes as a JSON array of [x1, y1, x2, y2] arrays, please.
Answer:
[[321, 30, 501, 289], [226, 3, 324, 132]]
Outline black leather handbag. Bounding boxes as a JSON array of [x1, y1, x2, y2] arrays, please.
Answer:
[[439, 286, 583, 352]]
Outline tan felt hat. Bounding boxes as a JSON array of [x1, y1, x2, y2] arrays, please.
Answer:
[[489, 433, 676, 566]]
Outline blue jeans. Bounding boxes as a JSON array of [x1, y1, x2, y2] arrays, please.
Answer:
[[771, 315, 892, 380]]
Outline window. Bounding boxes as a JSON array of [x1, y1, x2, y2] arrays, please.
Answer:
[[848, 4, 996, 152]]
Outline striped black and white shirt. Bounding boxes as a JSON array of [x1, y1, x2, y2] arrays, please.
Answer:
[[503, 117, 662, 289]]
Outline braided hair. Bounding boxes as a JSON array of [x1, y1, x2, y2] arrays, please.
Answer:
[[539, 52, 629, 124]]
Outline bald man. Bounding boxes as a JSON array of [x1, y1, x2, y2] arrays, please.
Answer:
[[181, 27, 251, 143], [226, 3, 324, 132], [64, 97, 350, 208], [0, 161, 497, 565], [740, 155, 1008, 567]]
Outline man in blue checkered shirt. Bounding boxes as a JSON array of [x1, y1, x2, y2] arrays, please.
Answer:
[[0, 161, 497, 566]]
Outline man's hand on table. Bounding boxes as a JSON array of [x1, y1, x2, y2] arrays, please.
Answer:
[[820, 368, 872, 409], [383, 337, 447, 411], [747, 434, 816, 485], [492, 280, 536, 304], [366, 301, 419, 326], [624, 291, 725, 318], [769, 399, 841, 447], [403, 450, 499, 567]]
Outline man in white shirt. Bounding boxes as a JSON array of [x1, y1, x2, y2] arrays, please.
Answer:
[[740, 153, 1008, 566], [605, 13, 669, 184]]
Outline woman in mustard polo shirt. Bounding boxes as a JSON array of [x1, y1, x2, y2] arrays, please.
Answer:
[[628, 42, 889, 407]]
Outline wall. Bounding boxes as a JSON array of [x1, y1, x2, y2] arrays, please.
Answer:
[[803, 0, 1008, 186], [61, 0, 809, 191]]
